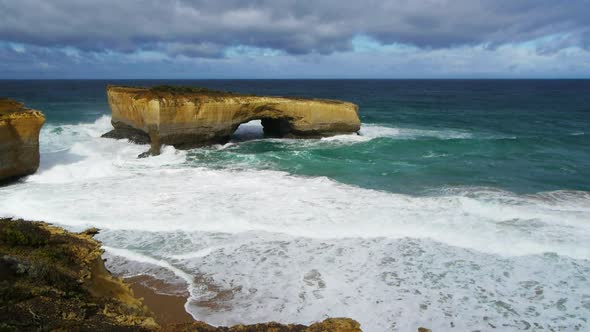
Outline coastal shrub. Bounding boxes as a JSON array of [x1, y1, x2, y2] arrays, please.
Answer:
[[0, 323, 19, 332], [36, 244, 74, 264], [0, 220, 50, 247], [29, 261, 62, 283], [0, 282, 32, 303]]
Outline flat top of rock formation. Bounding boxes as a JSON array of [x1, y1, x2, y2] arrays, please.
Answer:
[[0, 98, 26, 113], [107, 85, 350, 105], [0, 97, 44, 120]]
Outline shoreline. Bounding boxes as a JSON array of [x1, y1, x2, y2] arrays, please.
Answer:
[[125, 275, 195, 325], [0, 218, 363, 331]]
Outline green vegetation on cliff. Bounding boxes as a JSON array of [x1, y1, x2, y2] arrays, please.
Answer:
[[0, 219, 364, 331], [0, 218, 157, 331], [149, 85, 236, 96]]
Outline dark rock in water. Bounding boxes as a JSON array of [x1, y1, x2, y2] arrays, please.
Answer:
[[0, 98, 45, 183], [101, 120, 151, 145], [0, 218, 363, 331], [81, 227, 100, 236], [138, 149, 158, 158], [102, 121, 160, 158], [102, 121, 161, 158]]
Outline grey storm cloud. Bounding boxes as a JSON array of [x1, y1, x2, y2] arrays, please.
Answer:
[[1, 0, 589, 58]]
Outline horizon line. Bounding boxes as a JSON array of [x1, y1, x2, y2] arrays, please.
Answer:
[[2, 77, 590, 81]]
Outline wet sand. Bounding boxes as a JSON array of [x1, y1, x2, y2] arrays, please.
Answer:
[[126, 275, 195, 325]]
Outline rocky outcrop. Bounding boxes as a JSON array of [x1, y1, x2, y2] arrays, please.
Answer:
[[0, 219, 439, 331], [0, 98, 45, 182], [0, 219, 364, 331], [103, 85, 361, 155], [173, 318, 362, 332], [0, 219, 158, 331]]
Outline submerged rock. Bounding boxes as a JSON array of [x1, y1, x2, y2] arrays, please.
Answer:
[[0, 98, 45, 183], [0, 219, 364, 331], [102, 85, 361, 155]]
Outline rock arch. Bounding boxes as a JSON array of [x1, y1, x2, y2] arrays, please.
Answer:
[[103, 85, 361, 155]]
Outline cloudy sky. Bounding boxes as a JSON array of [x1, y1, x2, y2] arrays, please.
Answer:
[[1, 0, 590, 78]]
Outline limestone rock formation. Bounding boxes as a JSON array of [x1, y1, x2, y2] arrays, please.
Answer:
[[0, 98, 45, 182], [103, 85, 361, 155]]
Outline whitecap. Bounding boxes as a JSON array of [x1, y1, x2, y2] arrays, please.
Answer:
[[359, 124, 473, 140], [2, 117, 590, 331]]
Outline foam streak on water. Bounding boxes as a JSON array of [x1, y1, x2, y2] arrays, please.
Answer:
[[0, 117, 589, 331]]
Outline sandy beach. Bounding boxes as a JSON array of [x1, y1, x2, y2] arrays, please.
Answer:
[[126, 275, 195, 325]]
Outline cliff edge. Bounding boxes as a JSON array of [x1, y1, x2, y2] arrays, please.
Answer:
[[0, 219, 157, 331], [0, 219, 363, 331], [0, 98, 45, 182], [102, 85, 361, 155]]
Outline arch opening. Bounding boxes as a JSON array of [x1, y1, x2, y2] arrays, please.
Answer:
[[230, 117, 294, 142], [261, 118, 292, 137], [231, 119, 264, 142]]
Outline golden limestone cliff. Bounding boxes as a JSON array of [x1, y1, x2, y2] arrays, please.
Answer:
[[102, 85, 361, 155], [0, 98, 45, 182], [0, 219, 363, 332]]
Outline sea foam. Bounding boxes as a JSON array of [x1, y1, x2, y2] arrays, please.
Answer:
[[1, 116, 589, 331]]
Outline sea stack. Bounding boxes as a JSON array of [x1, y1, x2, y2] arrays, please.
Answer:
[[0, 98, 45, 182], [103, 85, 361, 155]]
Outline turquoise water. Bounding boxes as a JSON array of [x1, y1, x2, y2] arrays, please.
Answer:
[[1, 80, 590, 331], [2, 79, 589, 194]]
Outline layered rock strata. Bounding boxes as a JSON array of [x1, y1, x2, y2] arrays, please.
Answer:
[[103, 85, 361, 155], [0, 98, 45, 182]]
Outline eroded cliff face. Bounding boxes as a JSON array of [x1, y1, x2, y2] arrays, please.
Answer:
[[0, 98, 45, 182], [103, 86, 361, 155]]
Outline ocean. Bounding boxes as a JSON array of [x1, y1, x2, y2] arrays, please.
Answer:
[[1, 79, 589, 331]]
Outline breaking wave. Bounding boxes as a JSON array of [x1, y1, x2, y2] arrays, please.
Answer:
[[1, 116, 589, 331]]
